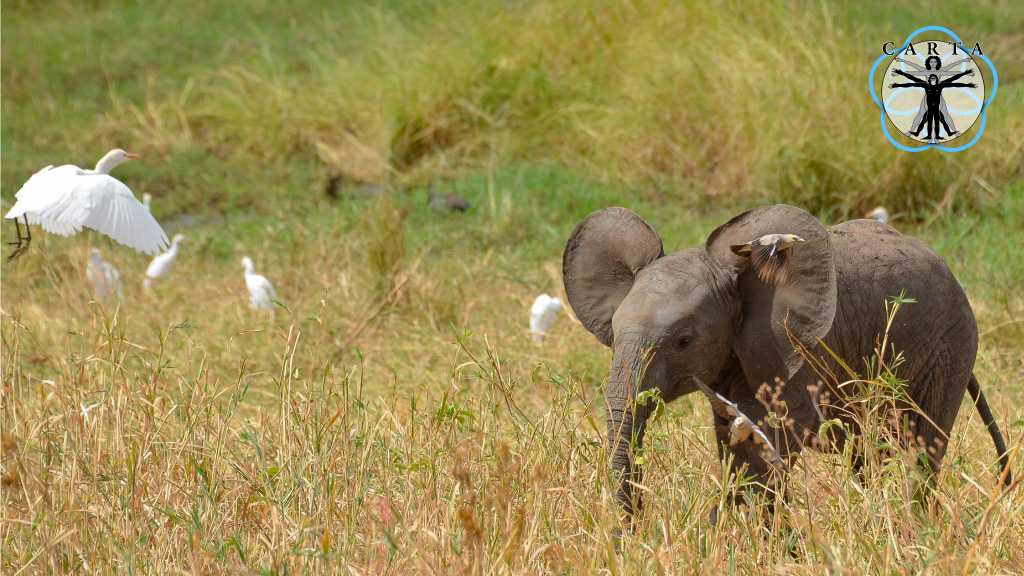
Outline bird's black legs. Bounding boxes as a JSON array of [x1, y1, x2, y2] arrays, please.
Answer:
[[5, 216, 31, 262], [7, 217, 22, 247]]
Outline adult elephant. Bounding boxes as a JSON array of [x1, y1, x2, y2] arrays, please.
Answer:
[[562, 204, 1011, 522]]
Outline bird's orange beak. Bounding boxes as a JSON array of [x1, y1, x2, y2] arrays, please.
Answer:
[[125, 153, 141, 159]]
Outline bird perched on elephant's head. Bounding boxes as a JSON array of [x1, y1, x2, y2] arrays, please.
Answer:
[[729, 233, 803, 286]]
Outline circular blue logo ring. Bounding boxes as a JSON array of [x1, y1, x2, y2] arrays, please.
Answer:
[[869, 26, 998, 152]]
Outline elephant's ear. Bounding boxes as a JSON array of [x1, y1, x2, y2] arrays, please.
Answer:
[[705, 204, 836, 383], [563, 208, 664, 347]]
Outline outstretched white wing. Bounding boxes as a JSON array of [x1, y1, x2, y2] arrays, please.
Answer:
[[7, 166, 168, 255], [6, 165, 65, 218], [29, 213, 82, 236], [33, 174, 169, 255]]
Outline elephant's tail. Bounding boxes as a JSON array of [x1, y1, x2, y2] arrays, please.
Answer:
[[968, 374, 1012, 487]]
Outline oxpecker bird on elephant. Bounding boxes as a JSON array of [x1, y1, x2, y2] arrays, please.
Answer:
[[562, 204, 1012, 526]]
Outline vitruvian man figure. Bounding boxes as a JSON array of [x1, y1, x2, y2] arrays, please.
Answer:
[[889, 59, 976, 142], [894, 55, 975, 139]]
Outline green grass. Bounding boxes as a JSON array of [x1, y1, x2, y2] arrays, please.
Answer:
[[2, 0, 1023, 573], [4, 0, 1024, 215]]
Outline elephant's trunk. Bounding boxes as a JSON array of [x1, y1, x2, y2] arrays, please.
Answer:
[[607, 340, 655, 521]]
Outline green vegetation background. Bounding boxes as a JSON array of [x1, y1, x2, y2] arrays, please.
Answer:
[[3, 0, 1021, 386]]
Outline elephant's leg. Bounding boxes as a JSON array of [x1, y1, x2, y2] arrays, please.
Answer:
[[907, 366, 971, 474], [893, 362, 972, 507], [849, 442, 900, 485], [898, 409, 949, 511]]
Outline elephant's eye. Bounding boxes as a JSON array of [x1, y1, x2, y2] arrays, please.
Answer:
[[675, 334, 693, 349]]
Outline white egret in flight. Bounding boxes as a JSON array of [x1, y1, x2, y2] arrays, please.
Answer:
[[5, 149, 168, 261]]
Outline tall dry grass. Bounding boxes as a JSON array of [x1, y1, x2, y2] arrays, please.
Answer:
[[1, 233, 1022, 573]]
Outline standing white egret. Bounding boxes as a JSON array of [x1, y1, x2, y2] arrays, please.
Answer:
[[5, 149, 169, 261], [241, 257, 277, 311], [143, 234, 186, 289], [143, 193, 153, 213], [866, 206, 890, 224], [86, 248, 123, 301], [530, 294, 563, 342]]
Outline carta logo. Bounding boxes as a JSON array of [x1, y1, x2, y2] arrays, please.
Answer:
[[870, 26, 997, 152]]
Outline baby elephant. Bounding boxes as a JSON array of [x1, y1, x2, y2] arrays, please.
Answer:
[[562, 204, 1011, 521]]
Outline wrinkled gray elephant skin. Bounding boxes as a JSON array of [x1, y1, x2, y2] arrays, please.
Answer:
[[563, 204, 1012, 522]]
